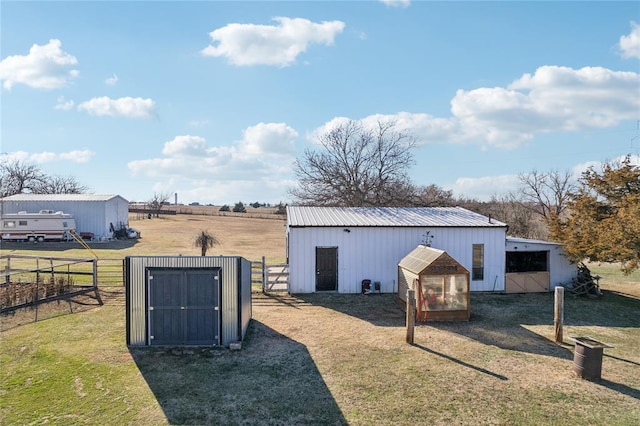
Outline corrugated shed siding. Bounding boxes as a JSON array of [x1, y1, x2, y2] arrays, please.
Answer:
[[1, 197, 129, 237], [126, 256, 250, 346], [127, 257, 147, 346], [240, 258, 252, 339], [105, 197, 130, 236], [220, 257, 239, 345], [288, 226, 506, 294]]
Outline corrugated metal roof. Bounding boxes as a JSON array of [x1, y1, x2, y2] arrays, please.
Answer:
[[1, 194, 125, 202], [506, 237, 562, 245], [286, 206, 507, 228]]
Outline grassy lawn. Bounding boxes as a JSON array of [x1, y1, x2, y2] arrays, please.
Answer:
[[1, 214, 639, 425]]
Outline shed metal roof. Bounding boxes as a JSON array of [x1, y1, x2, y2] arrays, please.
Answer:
[[1, 194, 126, 202], [286, 206, 507, 228], [506, 237, 562, 246]]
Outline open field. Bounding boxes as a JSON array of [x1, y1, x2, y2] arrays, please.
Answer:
[[1, 213, 639, 425], [0, 212, 287, 263]]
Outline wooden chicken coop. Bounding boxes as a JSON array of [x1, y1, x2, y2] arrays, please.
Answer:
[[398, 245, 470, 322]]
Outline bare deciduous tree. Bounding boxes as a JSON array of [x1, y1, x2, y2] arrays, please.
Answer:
[[414, 184, 455, 207], [34, 175, 89, 194], [0, 156, 89, 197], [518, 170, 576, 220], [290, 119, 417, 207], [0, 157, 47, 197], [148, 191, 172, 217]]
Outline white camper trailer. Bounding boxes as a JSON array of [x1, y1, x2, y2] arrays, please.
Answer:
[[1, 210, 77, 242]]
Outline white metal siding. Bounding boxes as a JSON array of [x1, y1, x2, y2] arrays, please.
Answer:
[[1, 196, 129, 238], [505, 239, 577, 289], [288, 226, 506, 293]]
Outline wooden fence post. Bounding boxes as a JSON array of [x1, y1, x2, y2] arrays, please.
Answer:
[[93, 259, 103, 305], [554, 286, 564, 343], [406, 289, 415, 344]]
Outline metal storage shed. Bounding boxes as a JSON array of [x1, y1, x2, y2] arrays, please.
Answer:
[[0, 194, 129, 239], [398, 245, 470, 321], [125, 256, 252, 347], [286, 206, 508, 294], [505, 237, 577, 293]]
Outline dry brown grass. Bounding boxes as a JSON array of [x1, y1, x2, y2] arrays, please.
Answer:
[[1, 212, 287, 263], [127, 213, 287, 262]]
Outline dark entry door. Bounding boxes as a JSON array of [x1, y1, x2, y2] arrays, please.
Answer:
[[316, 247, 338, 291], [148, 268, 220, 345]]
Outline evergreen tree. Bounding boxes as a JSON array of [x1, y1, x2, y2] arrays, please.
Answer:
[[550, 156, 640, 273]]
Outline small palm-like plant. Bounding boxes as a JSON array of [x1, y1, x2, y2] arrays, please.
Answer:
[[194, 230, 220, 256]]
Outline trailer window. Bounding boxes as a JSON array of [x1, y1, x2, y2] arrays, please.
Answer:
[[19, 220, 28, 226], [63, 221, 68, 227], [4, 221, 16, 228]]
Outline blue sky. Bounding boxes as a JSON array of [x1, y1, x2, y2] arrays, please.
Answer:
[[1, 1, 639, 205]]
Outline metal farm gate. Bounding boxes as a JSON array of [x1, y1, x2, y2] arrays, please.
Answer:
[[253, 256, 289, 293]]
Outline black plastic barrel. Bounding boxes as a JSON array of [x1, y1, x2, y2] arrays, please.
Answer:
[[361, 279, 371, 294]]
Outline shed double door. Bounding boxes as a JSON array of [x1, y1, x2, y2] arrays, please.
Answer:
[[148, 268, 221, 345]]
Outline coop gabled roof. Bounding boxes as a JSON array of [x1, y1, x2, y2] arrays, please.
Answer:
[[398, 245, 468, 275], [286, 206, 507, 228], [398, 245, 446, 274]]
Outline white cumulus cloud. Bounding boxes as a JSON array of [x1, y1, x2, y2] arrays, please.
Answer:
[[618, 21, 640, 59], [105, 74, 119, 85], [128, 122, 298, 185], [55, 96, 75, 111], [380, 0, 411, 8], [4, 149, 95, 164], [0, 39, 79, 90], [162, 135, 208, 157], [572, 154, 640, 179], [320, 65, 639, 149], [59, 150, 95, 163], [449, 174, 520, 201], [238, 122, 298, 155], [202, 17, 345, 66], [77, 96, 156, 118]]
